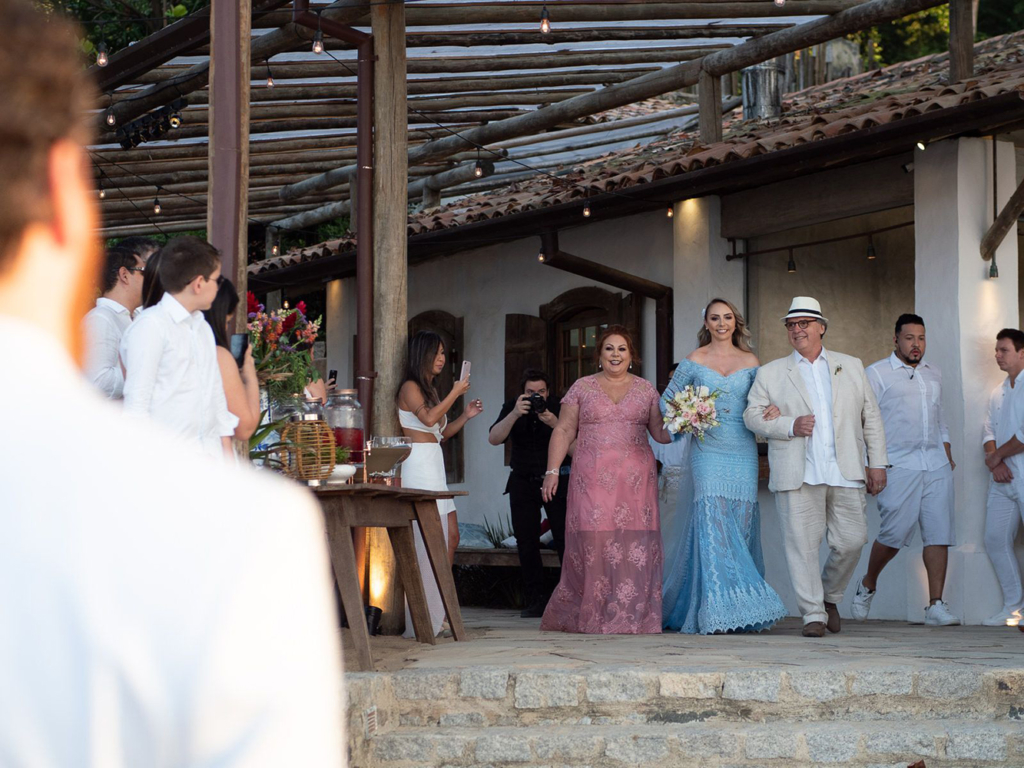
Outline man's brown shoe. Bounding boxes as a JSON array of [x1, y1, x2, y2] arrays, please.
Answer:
[[824, 602, 841, 634], [802, 621, 827, 638]]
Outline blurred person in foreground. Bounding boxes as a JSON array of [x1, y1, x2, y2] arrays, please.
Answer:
[[0, 2, 344, 765], [203, 277, 261, 441], [122, 236, 238, 461], [81, 245, 145, 399]]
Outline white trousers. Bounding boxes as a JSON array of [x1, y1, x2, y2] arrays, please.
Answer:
[[774, 484, 868, 624], [984, 480, 1024, 612]]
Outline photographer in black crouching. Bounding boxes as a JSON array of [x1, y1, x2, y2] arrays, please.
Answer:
[[489, 369, 573, 617]]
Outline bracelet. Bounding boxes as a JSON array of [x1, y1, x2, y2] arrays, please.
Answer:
[[544, 469, 559, 476]]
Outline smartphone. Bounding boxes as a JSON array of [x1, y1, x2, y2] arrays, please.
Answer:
[[328, 369, 338, 384], [229, 333, 248, 367], [459, 360, 471, 382]]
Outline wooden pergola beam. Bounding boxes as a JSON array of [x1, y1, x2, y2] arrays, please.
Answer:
[[948, 0, 974, 82], [277, 0, 946, 207], [698, 70, 723, 143], [980, 176, 1024, 262]]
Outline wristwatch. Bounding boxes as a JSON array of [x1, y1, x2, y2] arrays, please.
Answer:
[[544, 469, 560, 476]]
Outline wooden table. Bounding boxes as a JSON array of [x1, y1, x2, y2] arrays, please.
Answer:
[[314, 484, 468, 671]]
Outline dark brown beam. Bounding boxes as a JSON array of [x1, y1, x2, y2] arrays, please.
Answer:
[[980, 175, 1024, 262]]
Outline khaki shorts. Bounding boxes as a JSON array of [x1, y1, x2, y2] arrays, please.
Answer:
[[876, 465, 955, 548]]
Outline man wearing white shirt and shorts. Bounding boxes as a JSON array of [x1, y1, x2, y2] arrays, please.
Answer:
[[852, 314, 960, 626], [981, 328, 1024, 627]]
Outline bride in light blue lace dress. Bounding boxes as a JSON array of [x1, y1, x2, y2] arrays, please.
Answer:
[[662, 299, 787, 634]]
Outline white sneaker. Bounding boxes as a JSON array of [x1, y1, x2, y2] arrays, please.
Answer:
[[850, 579, 875, 621], [982, 608, 1023, 627], [923, 600, 960, 626]]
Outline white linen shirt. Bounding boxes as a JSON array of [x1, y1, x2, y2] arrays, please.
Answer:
[[82, 297, 132, 399], [867, 353, 951, 471], [0, 317, 344, 767], [122, 292, 237, 457], [791, 348, 861, 488], [984, 374, 1024, 476]]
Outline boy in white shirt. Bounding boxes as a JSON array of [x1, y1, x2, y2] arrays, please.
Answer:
[[122, 236, 238, 460], [82, 245, 145, 398]]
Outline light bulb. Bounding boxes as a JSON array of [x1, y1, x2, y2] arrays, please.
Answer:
[[787, 252, 796, 273], [866, 237, 877, 260], [540, 6, 550, 33], [313, 30, 324, 54], [990, 259, 999, 279], [538, 252, 545, 262], [169, 113, 182, 129], [153, 197, 161, 215], [666, 207, 674, 218], [97, 43, 109, 67], [582, 203, 591, 218], [98, 187, 106, 199], [272, 244, 279, 256], [916, 140, 926, 151], [105, 109, 116, 127], [774, 0, 785, 7], [266, 74, 275, 88], [474, 160, 484, 178]]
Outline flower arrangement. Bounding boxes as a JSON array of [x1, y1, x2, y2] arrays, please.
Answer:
[[247, 291, 323, 400], [663, 384, 722, 442]]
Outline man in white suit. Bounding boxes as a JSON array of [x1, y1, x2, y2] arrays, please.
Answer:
[[744, 297, 888, 638]]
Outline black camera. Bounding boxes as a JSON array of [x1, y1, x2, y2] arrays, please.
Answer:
[[527, 393, 547, 413]]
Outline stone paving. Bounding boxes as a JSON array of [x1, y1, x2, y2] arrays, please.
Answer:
[[347, 607, 1024, 674]]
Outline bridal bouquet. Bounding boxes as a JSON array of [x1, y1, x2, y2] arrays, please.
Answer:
[[663, 385, 721, 442]]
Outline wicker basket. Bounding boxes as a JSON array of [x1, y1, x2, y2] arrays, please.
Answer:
[[280, 419, 336, 484]]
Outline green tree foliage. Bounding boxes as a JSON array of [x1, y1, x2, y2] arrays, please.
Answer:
[[38, 0, 209, 62], [850, 0, 1024, 69]]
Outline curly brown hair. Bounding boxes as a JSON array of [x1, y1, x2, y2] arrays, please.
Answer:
[[594, 324, 641, 366]]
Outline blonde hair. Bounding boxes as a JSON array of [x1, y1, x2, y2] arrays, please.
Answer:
[[697, 298, 753, 352]]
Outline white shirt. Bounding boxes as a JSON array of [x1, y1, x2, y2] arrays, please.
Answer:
[[82, 297, 132, 399], [984, 374, 1024, 475], [791, 348, 861, 488], [867, 353, 951, 471], [122, 293, 238, 458], [0, 317, 344, 767]]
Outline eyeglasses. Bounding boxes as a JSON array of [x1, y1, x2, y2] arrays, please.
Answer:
[[784, 319, 816, 331]]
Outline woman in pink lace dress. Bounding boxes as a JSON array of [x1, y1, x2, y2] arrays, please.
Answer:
[[540, 326, 672, 634]]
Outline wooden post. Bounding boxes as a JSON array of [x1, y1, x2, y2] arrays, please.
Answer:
[[207, 0, 250, 325], [698, 69, 723, 143], [949, 0, 974, 83], [367, 0, 409, 636]]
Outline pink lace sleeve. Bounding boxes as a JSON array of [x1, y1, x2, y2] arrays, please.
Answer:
[[561, 377, 586, 407]]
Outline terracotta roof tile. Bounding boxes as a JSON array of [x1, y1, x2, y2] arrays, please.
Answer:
[[251, 33, 1024, 276]]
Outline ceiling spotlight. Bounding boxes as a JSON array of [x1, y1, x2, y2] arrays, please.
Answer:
[[96, 42, 109, 67], [866, 235, 877, 261], [901, 162, 914, 174], [916, 140, 926, 151], [540, 5, 551, 33], [313, 29, 324, 54], [787, 250, 796, 273]]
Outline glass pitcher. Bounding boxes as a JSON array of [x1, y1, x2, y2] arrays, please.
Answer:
[[325, 389, 364, 463]]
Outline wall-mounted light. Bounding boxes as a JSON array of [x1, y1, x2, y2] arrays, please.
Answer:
[[990, 256, 999, 279], [866, 235, 876, 261], [916, 140, 927, 151], [787, 249, 796, 273], [666, 206, 674, 218]]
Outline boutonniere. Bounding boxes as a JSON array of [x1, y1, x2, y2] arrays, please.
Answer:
[[834, 364, 843, 375]]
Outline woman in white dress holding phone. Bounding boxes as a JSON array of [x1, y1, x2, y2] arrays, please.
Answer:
[[397, 330, 483, 637]]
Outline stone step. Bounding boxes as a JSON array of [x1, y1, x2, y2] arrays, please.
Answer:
[[346, 665, 1024, 732], [366, 721, 1024, 767]]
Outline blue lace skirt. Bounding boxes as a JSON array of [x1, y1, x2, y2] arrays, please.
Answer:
[[662, 494, 787, 634]]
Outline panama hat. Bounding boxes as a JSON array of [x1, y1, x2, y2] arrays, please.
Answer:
[[781, 296, 828, 325]]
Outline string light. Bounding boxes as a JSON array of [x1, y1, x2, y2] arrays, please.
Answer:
[[266, 60, 275, 88], [271, 243, 279, 256], [582, 202, 591, 218], [537, 252, 546, 262], [539, 5, 551, 33], [666, 206, 674, 218], [866, 235, 876, 260], [774, 0, 786, 6], [105, 109, 116, 127], [313, 14, 324, 54], [474, 150, 484, 178], [787, 249, 796, 273], [98, 186, 106, 199], [96, 42, 109, 67], [153, 190, 162, 215]]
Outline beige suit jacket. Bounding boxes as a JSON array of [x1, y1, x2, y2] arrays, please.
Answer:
[[743, 350, 888, 493]]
